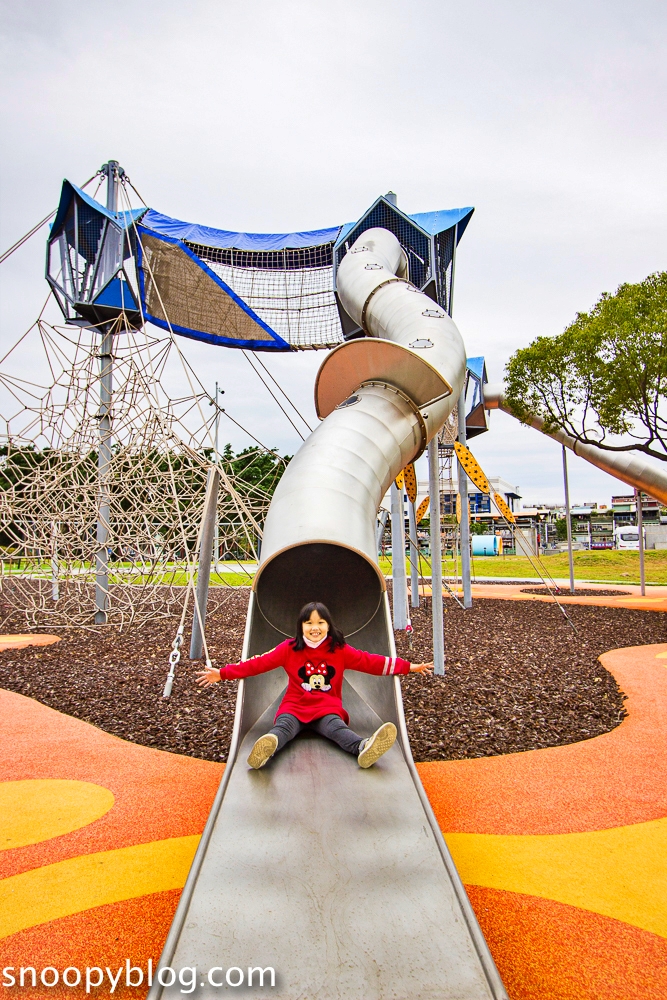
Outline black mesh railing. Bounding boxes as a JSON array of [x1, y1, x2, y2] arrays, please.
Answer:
[[434, 226, 456, 314], [185, 241, 335, 272], [77, 200, 105, 264]]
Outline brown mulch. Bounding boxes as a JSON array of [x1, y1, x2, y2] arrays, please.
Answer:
[[0, 587, 664, 763], [520, 587, 632, 597]]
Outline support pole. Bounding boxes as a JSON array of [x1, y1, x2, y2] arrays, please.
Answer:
[[95, 324, 113, 624], [428, 438, 445, 674], [636, 488, 646, 596], [190, 468, 221, 660], [214, 381, 220, 566], [390, 481, 408, 630], [408, 499, 420, 608], [457, 389, 472, 608], [562, 445, 575, 594], [94, 161, 119, 625], [50, 521, 59, 602], [376, 510, 389, 553]]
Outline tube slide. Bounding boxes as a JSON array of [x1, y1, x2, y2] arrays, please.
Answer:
[[148, 230, 508, 1000], [484, 383, 667, 504]]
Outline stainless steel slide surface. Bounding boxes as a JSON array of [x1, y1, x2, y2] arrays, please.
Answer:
[[149, 229, 509, 998], [154, 672, 502, 998]]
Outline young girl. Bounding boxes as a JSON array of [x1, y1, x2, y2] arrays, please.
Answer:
[[196, 601, 433, 769]]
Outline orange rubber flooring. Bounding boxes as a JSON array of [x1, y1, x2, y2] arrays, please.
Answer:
[[1, 633, 666, 998], [448, 581, 667, 612]]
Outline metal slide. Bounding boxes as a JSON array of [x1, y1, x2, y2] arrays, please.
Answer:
[[484, 383, 667, 505], [149, 230, 509, 1000]]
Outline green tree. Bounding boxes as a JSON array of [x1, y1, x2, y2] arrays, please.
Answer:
[[505, 272, 667, 461]]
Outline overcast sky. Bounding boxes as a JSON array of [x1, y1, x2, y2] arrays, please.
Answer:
[[1, 0, 665, 505]]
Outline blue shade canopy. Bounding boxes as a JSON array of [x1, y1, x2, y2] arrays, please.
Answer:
[[50, 180, 145, 234], [409, 208, 474, 239], [466, 356, 487, 380], [139, 210, 341, 252]]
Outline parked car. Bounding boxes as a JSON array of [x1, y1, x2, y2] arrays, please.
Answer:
[[614, 527, 646, 550]]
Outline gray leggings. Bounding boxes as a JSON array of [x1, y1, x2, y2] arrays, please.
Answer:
[[270, 713, 364, 756]]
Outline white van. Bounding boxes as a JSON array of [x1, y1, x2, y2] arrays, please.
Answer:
[[614, 526, 646, 550]]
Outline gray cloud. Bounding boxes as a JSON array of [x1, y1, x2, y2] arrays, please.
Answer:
[[1, 0, 666, 502]]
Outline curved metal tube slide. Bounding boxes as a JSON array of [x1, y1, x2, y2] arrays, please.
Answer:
[[149, 230, 508, 1000], [485, 382, 667, 504]]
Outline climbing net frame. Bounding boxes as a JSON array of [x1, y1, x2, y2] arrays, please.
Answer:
[[0, 307, 288, 630]]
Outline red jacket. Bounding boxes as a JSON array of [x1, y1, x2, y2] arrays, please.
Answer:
[[219, 639, 410, 724]]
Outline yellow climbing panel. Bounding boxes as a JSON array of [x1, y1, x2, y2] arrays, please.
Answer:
[[454, 441, 490, 494], [492, 491, 516, 524], [395, 463, 418, 503], [416, 497, 429, 523]]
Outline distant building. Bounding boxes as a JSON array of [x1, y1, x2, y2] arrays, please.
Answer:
[[415, 477, 521, 515]]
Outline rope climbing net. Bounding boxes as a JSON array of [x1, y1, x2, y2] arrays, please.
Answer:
[[0, 314, 288, 629]]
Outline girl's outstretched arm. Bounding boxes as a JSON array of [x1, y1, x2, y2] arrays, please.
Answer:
[[343, 646, 434, 677], [195, 641, 288, 687]]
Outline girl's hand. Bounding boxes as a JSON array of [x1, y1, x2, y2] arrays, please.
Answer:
[[196, 666, 222, 687], [409, 662, 433, 673]]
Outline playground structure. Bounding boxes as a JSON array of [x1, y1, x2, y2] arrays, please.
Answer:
[[1, 169, 485, 632], [3, 162, 667, 997]]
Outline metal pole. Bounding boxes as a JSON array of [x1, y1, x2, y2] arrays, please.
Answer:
[[390, 481, 408, 630], [214, 382, 220, 565], [94, 161, 119, 625], [190, 468, 221, 659], [428, 438, 444, 674], [408, 499, 420, 608], [376, 510, 389, 554], [95, 325, 113, 624], [636, 488, 646, 596], [562, 445, 575, 594], [457, 389, 472, 608], [50, 521, 59, 602]]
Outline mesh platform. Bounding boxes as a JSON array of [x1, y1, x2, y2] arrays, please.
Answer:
[[188, 241, 342, 350]]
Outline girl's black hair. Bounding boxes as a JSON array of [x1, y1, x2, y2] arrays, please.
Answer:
[[291, 601, 346, 652]]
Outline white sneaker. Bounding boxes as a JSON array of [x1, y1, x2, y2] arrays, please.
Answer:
[[247, 733, 278, 769], [357, 722, 397, 768]]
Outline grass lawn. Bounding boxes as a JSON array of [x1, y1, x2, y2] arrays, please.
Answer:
[[382, 549, 667, 586], [5, 553, 665, 588]]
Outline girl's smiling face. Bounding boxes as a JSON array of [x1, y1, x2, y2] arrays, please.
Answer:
[[302, 610, 329, 643]]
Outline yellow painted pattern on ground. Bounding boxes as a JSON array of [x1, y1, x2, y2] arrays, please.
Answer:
[[445, 816, 667, 938], [0, 780, 115, 851], [0, 835, 199, 939]]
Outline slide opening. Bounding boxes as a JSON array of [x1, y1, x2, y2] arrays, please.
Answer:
[[250, 542, 389, 656]]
